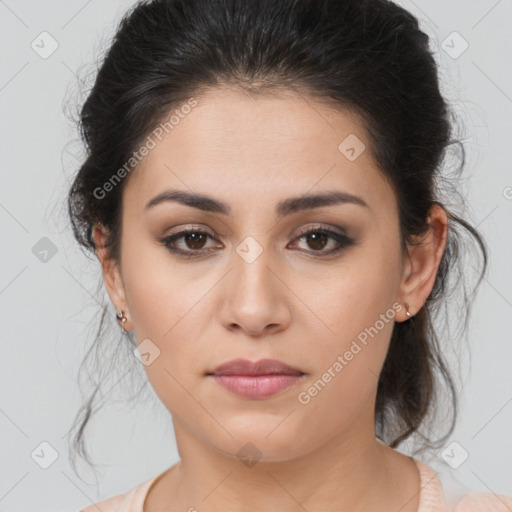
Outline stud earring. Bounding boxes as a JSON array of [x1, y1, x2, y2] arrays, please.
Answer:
[[116, 310, 128, 333], [404, 301, 411, 319]]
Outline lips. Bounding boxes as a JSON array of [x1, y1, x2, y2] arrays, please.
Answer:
[[208, 358, 304, 376], [207, 358, 305, 399]]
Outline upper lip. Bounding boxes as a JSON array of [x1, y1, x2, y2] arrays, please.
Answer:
[[208, 358, 304, 376]]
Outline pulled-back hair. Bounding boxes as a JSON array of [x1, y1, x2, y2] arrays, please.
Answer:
[[66, 0, 488, 474]]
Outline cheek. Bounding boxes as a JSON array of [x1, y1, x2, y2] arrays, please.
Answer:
[[121, 229, 193, 334], [121, 250, 211, 413], [119, 238, 210, 387], [296, 240, 401, 404], [295, 299, 396, 435], [300, 253, 400, 348]]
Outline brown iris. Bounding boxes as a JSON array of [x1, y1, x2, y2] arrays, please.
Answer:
[[305, 232, 329, 251], [184, 232, 208, 249]]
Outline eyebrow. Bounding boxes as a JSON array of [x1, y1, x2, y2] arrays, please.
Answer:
[[144, 188, 369, 217]]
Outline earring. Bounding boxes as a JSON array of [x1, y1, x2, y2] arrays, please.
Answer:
[[116, 310, 128, 333], [404, 301, 411, 319]]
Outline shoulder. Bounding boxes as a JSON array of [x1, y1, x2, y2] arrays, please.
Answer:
[[453, 491, 512, 511], [412, 457, 512, 512], [79, 475, 158, 512]]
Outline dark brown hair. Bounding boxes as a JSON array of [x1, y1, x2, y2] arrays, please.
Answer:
[[66, 0, 488, 474]]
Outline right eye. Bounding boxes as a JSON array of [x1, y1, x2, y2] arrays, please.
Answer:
[[159, 228, 220, 258]]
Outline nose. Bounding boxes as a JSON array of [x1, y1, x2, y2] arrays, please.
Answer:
[[218, 246, 292, 338]]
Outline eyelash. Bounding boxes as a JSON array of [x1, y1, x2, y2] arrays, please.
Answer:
[[159, 226, 355, 259]]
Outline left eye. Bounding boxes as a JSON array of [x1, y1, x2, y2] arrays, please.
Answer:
[[160, 227, 354, 258], [289, 228, 354, 255]]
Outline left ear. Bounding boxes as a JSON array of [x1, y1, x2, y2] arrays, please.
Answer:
[[396, 203, 448, 322]]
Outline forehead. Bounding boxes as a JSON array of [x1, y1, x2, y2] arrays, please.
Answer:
[[124, 87, 396, 216]]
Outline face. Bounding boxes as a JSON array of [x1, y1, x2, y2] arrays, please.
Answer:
[[96, 87, 433, 462]]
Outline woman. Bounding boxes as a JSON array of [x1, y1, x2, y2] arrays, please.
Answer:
[[67, 0, 511, 510]]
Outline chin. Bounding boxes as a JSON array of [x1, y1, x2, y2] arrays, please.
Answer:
[[209, 414, 313, 463]]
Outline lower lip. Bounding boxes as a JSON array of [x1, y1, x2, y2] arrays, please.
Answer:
[[211, 374, 303, 399]]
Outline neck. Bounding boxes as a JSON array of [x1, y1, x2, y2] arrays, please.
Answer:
[[155, 415, 420, 512]]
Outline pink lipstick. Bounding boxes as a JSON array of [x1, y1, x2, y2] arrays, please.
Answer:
[[207, 358, 305, 399]]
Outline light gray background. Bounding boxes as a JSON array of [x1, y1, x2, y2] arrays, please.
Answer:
[[1, 1, 511, 510]]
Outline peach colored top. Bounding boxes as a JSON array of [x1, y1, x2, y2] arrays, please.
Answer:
[[79, 457, 512, 512]]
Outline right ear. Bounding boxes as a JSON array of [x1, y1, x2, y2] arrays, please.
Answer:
[[92, 223, 131, 328]]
